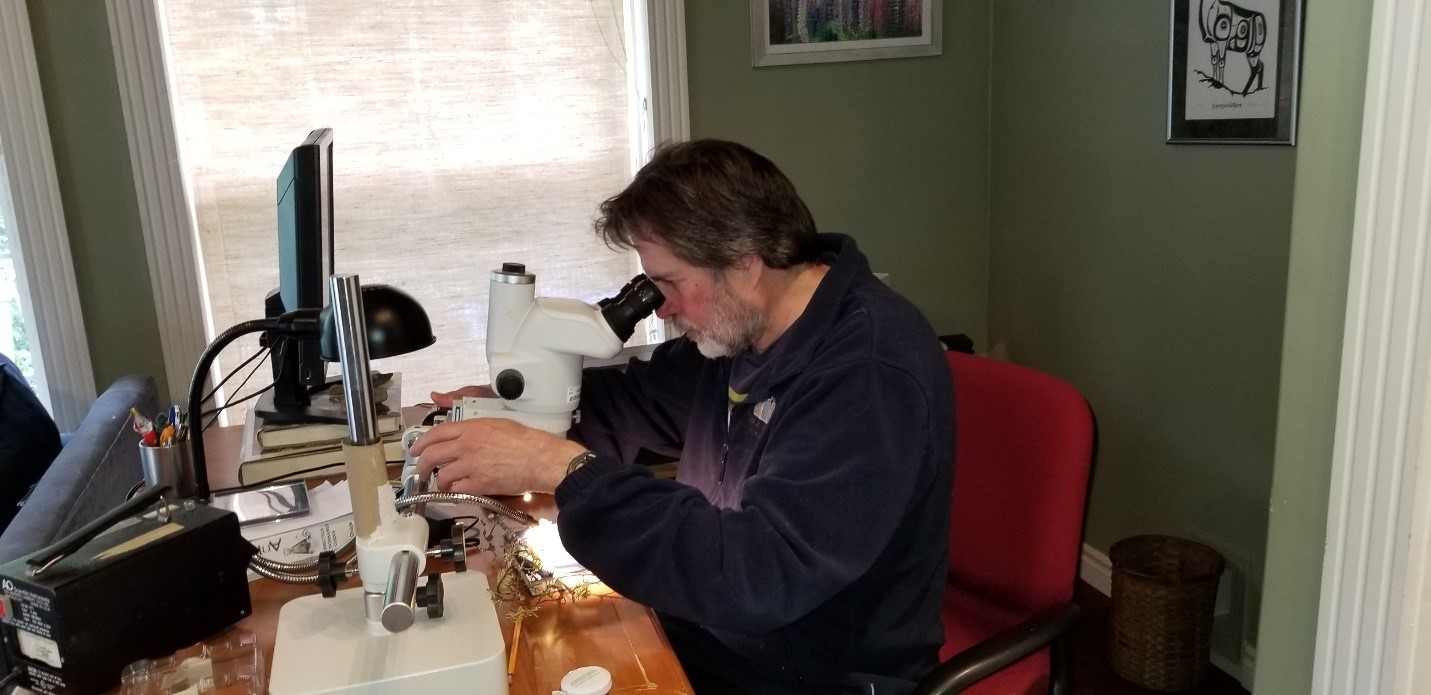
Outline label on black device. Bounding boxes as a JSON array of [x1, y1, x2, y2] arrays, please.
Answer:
[[24, 661, 68, 695], [0, 578, 57, 638]]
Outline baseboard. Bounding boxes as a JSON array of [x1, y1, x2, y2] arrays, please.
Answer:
[[1080, 543, 1113, 595], [1210, 643, 1257, 691], [1079, 543, 1255, 691]]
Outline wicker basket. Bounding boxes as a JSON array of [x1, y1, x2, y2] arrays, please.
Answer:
[[1108, 535, 1225, 691]]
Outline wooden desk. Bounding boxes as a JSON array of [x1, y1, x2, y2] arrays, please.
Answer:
[[204, 424, 693, 694]]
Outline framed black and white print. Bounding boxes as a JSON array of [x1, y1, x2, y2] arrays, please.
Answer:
[[1167, 0, 1304, 144]]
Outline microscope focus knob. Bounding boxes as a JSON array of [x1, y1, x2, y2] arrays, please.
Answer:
[[416, 573, 445, 619], [495, 369, 525, 400], [438, 524, 468, 573], [316, 551, 348, 598]]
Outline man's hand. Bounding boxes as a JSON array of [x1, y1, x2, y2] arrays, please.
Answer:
[[410, 418, 588, 497], [429, 385, 496, 408]]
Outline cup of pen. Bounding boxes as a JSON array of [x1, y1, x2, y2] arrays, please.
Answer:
[[139, 434, 196, 498]]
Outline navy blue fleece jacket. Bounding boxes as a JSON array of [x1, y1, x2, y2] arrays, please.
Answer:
[[556, 234, 953, 693]]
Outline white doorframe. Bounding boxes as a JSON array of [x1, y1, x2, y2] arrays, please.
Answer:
[[0, 0, 97, 429], [106, 0, 690, 401], [1314, 0, 1431, 691]]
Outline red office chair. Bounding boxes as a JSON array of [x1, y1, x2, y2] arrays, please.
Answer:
[[915, 351, 1096, 695]]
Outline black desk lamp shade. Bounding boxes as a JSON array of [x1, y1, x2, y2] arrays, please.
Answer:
[[187, 284, 433, 501], [319, 284, 435, 361]]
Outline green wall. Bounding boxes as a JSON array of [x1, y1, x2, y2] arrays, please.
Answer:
[[1253, 0, 1374, 691], [26, 0, 167, 394], [987, 0, 1296, 665], [684, 0, 991, 345]]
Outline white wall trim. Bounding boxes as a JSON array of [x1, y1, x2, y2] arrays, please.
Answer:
[[0, 0, 96, 429], [105, 0, 210, 403], [1213, 643, 1257, 692], [648, 0, 690, 145], [1079, 542, 1113, 596], [1314, 0, 1431, 690]]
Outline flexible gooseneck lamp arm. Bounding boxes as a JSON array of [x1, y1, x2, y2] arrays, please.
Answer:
[[186, 311, 320, 502]]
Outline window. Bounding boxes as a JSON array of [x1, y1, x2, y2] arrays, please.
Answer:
[[156, 1, 666, 422], [0, 154, 31, 381], [0, 1, 96, 429]]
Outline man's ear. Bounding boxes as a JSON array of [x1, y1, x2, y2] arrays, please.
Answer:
[[734, 253, 761, 285]]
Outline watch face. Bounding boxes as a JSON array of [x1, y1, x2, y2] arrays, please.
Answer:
[[567, 451, 595, 476]]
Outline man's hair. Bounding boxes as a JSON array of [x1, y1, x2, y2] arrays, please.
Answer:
[[594, 139, 820, 270]]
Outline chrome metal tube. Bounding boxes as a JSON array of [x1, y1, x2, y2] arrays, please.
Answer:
[[247, 562, 321, 584], [249, 539, 357, 572], [394, 492, 538, 526], [400, 473, 425, 517], [380, 550, 420, 632], [328, 274, 379, 446]]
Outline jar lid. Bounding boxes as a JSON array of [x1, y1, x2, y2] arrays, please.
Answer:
[[559, 665, 612, 695]]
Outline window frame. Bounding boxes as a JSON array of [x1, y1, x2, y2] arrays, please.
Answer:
[[0, 0, 98, 429], [105, 0, 690, 401]]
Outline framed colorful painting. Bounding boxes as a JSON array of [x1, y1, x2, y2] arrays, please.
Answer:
[[751, 0, 943, 67]]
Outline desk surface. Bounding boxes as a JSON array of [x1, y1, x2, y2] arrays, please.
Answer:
[[204, 422, 693, 694]]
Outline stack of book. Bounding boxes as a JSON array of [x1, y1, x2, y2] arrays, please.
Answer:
[[237, 379, 407, 486]]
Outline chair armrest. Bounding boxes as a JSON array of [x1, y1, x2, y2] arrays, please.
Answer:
[[913, 603, 1081, 695]]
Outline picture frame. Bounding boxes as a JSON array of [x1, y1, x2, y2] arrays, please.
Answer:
[[1167, 0, 1304, 145], [751, 0, 943, 68]]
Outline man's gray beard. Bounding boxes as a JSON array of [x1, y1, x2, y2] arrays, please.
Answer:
[[678, 289, 766, 359]]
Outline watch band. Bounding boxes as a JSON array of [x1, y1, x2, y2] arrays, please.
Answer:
[[566, 450, 597, 477]]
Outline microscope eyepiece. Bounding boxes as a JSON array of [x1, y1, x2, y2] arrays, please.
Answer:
[[600, 274, 665, 342]]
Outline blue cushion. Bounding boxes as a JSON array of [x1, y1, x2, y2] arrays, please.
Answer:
[[0, 374, 158, 564]]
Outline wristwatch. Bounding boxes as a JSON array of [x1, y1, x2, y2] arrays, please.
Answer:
[[566, 450, 597, 478]]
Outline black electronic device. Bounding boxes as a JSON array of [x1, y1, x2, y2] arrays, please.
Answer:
[[256, 127, 339, 424], [0, 488, 255, 694]]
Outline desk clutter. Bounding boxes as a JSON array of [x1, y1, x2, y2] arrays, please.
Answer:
[[134, 406, 197, 498], [236, 374, 403, 486], [0, 487, 254, 695]]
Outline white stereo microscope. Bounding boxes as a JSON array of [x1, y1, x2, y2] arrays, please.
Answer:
[[451, 263, 664, 434], [266, 268, 661, 695]]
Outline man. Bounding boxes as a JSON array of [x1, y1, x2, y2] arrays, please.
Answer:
[[0, 352, 62, 535], [413, 139, 953, 694]]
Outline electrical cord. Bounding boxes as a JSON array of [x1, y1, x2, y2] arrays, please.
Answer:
[[202, 345, 277, 431], [0, 666, 23, 694], [201, 345, 271, 406]]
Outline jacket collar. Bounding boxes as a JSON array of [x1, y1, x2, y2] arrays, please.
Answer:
[[728, 233, 871, 399]]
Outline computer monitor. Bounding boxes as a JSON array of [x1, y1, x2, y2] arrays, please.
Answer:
[[255, 128, 337, 424]]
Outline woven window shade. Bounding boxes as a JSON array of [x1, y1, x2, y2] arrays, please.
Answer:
[[162, 0, 643, 419]]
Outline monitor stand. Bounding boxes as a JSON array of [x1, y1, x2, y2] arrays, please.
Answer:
[[254, 374, 397, 425]]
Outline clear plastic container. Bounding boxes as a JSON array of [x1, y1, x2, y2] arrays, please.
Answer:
[[119, 629, 264, 695]]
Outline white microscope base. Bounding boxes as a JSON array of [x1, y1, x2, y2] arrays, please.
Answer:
[[269, 571, 508, 695]]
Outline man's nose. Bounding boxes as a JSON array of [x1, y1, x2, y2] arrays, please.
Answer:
[[655, 302, 677, 320]]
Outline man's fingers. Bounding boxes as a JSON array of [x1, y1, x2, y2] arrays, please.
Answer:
[[413, 436, 460, 479], [409, 421, 463, 458], [430, 385, 496, 408]]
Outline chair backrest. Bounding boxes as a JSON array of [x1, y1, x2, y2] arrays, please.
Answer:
[[946, 351, 1094, 613], [0, 374, 158, 565]]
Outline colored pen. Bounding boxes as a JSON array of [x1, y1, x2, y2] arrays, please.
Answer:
[[131, 407, 154, 437]]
